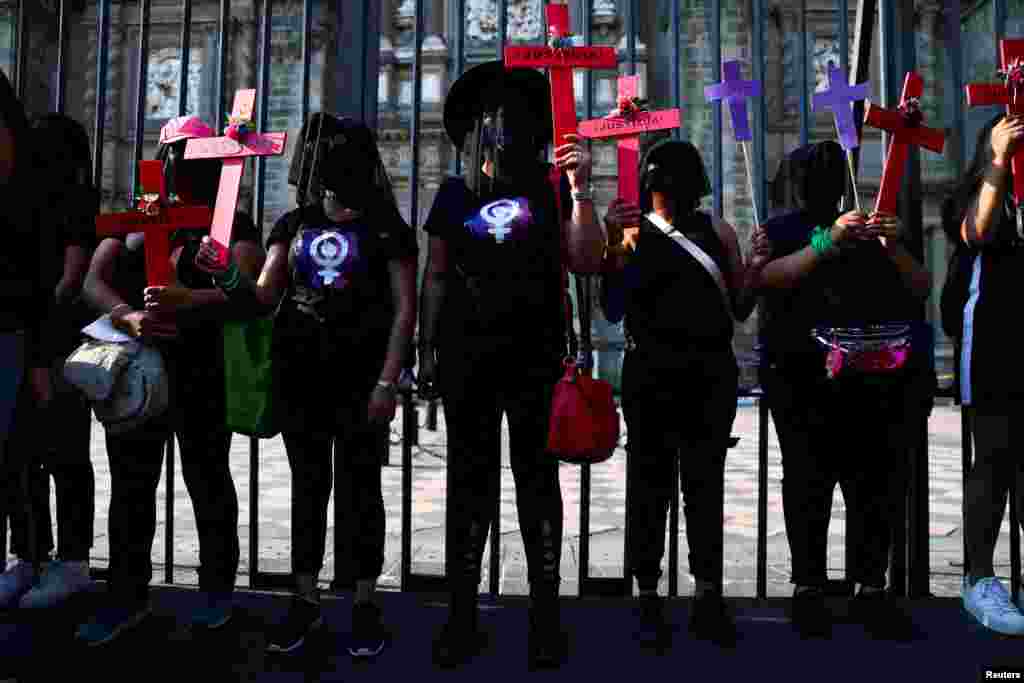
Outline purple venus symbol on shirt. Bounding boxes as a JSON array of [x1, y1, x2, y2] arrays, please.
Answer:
[[812, 63, 871, 151], [704, 60, 761, 141]]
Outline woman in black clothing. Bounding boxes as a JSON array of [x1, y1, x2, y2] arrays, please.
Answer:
[[417, 60, 605, 670], [0, 114, 98, 610], [196, 113, 418, 658], [600, 140, 769, 650], [0, 68, 53, 605], [944, 113, 1024, 634], [759, 140, 930, 641], [78, 115, 264, 646]]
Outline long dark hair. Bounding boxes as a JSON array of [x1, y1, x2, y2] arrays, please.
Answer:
[[941, 113, 1007, 244], [30, 113, 99, 217]]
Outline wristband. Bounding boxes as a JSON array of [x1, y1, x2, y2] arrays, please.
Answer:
[[810, 226, 835, 258], [375, 380, 397, 396], [213, 261, 241, 293]]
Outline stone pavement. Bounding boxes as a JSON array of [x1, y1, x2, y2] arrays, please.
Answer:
[[18, 399, 1008, 599]]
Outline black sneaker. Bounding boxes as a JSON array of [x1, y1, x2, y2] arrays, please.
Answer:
[[266, 596, 323, 654], [790, 587, 832, 640], [527, 603, 566, 670], [432, 616, 483, 669], [348, 602, 386, 658], [851, 589, 914, 641], [689, 593, 737, 648], [637, 596, 672, 652]]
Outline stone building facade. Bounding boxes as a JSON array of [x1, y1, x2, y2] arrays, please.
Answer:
[[6, 0, 997, 388]]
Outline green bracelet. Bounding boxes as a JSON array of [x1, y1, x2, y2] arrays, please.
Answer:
[[810, 226, 834, 258], [213, 261, 241, 293]]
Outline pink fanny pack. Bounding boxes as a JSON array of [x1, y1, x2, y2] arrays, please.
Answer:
[[811, 325, 912, 380]]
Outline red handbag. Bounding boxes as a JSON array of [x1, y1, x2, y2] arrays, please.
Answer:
[[547, 356, 620, 464]]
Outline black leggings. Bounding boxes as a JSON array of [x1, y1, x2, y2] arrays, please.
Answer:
[[280, 401, 387, 588], [621, 348, 738, 590], [965, 410, 1024, 580], [766, 367, 909, 589], [440, 351, 563, 593]]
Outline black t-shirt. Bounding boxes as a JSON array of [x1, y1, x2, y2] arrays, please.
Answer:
[[623, 212, 733, 350], [422, 170, 571, 353], [41, 193, 99, 357], [266, 204, 417, 382], [759, 210, 919, 374]]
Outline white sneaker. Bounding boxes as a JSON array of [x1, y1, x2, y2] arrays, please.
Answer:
[[962, 576, 1024, 635], [19, 561, 91, 609], [0, 560, 36, 609]]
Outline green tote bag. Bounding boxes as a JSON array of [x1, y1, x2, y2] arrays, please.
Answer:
[[222, 317, 279, 438]]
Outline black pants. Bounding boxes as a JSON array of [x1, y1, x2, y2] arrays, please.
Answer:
[[8, 358, 94, 561], [103, 348, 240, 600], [440, 347, 563, 592], [765, 366, 908, 589], [280, 399, 387, 587], [621, 347, 737, 590], [965, 409, 1024, 580]]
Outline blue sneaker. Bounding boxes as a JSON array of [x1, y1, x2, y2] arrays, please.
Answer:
[[0, 560, 36, 609], [76, 602, 151, 647], [19, 561, 91, 609], [191, 592, 233, 630], [962, 576, 1024, 635]]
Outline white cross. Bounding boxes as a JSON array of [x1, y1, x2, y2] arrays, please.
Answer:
[[488, 224, 513, 243]]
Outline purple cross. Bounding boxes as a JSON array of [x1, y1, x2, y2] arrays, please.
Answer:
[[704, 60, 761, 141], [812, 63, 871, 151]]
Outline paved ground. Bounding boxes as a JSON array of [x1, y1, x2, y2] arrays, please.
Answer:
[[9, 398, 1007, 599]]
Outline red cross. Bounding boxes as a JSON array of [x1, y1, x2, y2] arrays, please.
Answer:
[[578, 75, 682, 205], [184, 89, 286, 264], [864, 71, 945, 216], [95, 160, 213, 286], [966, 39, 1024, 207], [503, 3, 616, 148]]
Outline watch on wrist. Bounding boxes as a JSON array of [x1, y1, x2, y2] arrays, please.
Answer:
[[376, 380, 397, 396]]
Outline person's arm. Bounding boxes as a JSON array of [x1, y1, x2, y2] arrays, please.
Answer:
[[866, 212, 931, 301], [55, 245, 91, 303], [378, 256, 418, 385], [759, 211, 865, 291], [963, 115, 1024, 245], [555, 134, 606, 273], [194, 237, 289, 317], [146, 239, 267, 317], [417, 236, 447, 392], [718, 219, 769, 322], [83, 238, 177, 339]]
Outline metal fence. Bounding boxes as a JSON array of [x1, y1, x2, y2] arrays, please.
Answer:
[[4, 0, 1018, 601]]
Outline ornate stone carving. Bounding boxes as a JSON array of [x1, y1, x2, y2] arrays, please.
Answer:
[[395, 0, 414, 31], [145, 48, 203, 119], [466, 0, 542, 43]]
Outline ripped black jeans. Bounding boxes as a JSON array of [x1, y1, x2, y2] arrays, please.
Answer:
[[440, 346, 564, 596]]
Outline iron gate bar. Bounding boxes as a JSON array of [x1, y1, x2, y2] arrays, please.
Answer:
[[948, 0, 964, 176], [177, 0, 192, 118], [798, 0, 808, 146], [14, 0, 26, 100], [672, 0, 681, 141], [131, 0, 151, 206], [215, 0, 228, 128], [93, 0, 111, 202], [710, 0, 723, 219], [300, 0, 311, 126], [452, 0, 465, 175], [753, 0, 766, 222], [55, 0, 68, 113], [497, 0, 506, 61], [849, 0, 876, 177], [249, 0, 272, 590], [164, 437, 175, 584], [756, 391, 769, 599], [994, 0, 1006, 59]]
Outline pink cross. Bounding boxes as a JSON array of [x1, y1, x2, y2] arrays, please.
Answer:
[[578, 75, 682, 205], [184, 89, 286, 264], [503, 3, 616, 148]]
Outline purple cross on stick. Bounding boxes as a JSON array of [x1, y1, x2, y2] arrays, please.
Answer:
[[704, 61, 761, 141], [812, 63, 871, 151]]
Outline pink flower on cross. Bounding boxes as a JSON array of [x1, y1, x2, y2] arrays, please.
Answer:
[[898, 97, 923, 127], [224, 115, 255, 142], [998, 59, 1024, 93], [605, 96, 649, 120]]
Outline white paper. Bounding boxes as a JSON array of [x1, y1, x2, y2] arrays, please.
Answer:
[[82, 316, 135, 343]]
